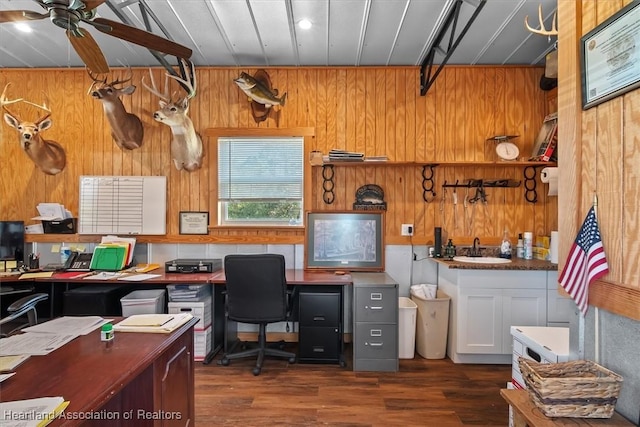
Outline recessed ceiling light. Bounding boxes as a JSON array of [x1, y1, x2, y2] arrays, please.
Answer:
[[298, 19, 312, 30], [14, 23, 32, 33]]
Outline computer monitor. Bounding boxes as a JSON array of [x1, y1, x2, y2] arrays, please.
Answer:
[[0, 221, 25, 264]]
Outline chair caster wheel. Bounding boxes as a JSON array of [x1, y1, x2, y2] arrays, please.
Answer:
[[220, 358, 230, 366], [252, 367, 261, 376], [288, 357, 296, 364]]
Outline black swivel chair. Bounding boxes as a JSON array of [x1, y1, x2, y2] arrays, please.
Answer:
[[0, 293, 49, 337], [219, 254, 296, 375]]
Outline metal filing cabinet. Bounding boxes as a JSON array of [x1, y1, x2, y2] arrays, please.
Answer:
[[352, 273, 399, 372], [298, 286, 344, 365]]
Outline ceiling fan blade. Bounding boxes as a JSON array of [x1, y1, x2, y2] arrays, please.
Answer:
[[0, 10, 48, 23], [82, 0, 108, 11], [91, 17, 192, 59], [67, 29, 109, 74]]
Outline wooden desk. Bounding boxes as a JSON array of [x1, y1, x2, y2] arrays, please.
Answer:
[[1, 317, 198, 427], [501, 389, 634, 427]]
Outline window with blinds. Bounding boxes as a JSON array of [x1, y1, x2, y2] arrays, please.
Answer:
[[218, 137, 304, 226]]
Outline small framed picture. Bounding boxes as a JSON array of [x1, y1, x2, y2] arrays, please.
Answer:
[[179, 211, 210, 235]]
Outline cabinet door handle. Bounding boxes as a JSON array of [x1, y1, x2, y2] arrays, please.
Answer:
[[313, 316, 325, 321], [312, 347, 325, 353], [365, 305, 383, 310]]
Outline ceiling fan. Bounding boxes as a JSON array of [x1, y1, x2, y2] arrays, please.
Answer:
[[0, 0, 192, 74]]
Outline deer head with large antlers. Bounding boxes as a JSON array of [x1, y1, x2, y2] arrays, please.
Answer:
[[142, 59, 203, 172], [2, 84, 66, 175], [88, 68, 144, 150]]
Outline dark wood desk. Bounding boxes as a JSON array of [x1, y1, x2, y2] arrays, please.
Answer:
[[501, 389, 634, 427], [23, 269, 353, 365], [1, 317, 198, 427]]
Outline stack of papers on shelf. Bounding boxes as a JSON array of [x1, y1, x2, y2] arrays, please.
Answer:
[[31, 203, 72, 221], [0, 397, 69, 427], [328, 149, 364, 162], [167, 284, 211, 301], [114, 313, 193, 334]]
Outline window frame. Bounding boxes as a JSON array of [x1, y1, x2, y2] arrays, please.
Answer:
[[207, 128, 314, 229]]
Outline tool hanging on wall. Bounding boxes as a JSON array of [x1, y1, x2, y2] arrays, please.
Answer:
[[452, 186, 458, 233]]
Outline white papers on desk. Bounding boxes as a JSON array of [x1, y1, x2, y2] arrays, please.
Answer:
[[0, 333, 77, 356], [22, 316, 109, 336], [116, 273, 162, 282]]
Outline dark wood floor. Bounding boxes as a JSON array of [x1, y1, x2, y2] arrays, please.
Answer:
[[195, 344, 512, 426]]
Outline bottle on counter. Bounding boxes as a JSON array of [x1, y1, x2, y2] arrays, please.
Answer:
[[444, 239, 456, 260], [516, 233, 524, 258], [523, 232, 533, 260], [500, 230, 512, 259]]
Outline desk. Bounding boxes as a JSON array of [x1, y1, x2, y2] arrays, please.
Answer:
[[1, 317, 198, 427], [501, 389, 634, 427]]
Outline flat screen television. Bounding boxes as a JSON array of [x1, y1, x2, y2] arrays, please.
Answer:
[[0, 221, 25, 263]]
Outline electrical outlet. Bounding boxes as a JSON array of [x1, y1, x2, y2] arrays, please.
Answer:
[[401, 224, 413, 236]]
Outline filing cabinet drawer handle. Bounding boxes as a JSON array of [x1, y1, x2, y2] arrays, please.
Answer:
[[370, 329, 382, 337], [313, 316, 326, 321], [370, 293, 382, 300], [312, 347, 325, 353], [365, 306, 383, 310], [366, 342, 383, 347]]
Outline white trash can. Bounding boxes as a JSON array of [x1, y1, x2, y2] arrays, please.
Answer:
[[398, 297, 417, 359], [411, 289, 450, 359]]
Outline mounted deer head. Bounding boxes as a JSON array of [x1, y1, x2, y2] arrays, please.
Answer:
[[2, 83, 66, 175], [88, 67, 144, 150], [525, 5, 558, 40], [142, 59, 203, 172]]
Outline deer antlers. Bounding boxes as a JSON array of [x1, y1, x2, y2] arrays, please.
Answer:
[[525, 5, 557, 39], [1, 83, 51, 123], [142, 58, 196, 105]]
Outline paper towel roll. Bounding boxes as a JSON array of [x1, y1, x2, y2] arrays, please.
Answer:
[[541, 167, 558, 196], [550, 230, 559, 264]]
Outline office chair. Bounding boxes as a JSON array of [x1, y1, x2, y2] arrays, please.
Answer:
[[219, 254, 296, 375], [0, 293, 49, 337]]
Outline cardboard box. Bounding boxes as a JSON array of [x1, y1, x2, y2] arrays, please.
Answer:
[[536, 235, 550, 249], [194, 325, 212, 361], [168, 296, 212, 330]]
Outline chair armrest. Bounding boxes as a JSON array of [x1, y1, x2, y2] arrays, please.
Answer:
[[7, 293, 49, 313]]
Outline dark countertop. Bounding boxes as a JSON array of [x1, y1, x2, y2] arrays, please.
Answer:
[[431, 257, 558, 271]]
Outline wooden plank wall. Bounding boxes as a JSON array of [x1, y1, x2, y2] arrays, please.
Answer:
[[0, 66, 554, 246], [558, 0, 640, 321]]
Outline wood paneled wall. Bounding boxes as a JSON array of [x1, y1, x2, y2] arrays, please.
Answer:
[[558, 0, 640, 321], [0, 66, 553, 246]]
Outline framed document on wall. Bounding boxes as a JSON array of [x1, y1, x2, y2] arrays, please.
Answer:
[[179, 212, 209, 235], [580, 0, 640, 109]]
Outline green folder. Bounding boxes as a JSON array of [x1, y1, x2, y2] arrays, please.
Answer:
[[90, 245, 127, 271]]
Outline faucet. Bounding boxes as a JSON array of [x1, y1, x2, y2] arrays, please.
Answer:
[[471, 237, 481, 257]]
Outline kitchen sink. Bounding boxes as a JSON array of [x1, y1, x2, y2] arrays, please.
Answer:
[[452, 256, 512, 264]]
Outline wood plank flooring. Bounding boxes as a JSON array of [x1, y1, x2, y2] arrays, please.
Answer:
[[195, 344, 512, 426]]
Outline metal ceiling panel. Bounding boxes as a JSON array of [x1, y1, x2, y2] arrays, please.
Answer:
[[388, 0, 448, 66], [0, 0, 557, 70]]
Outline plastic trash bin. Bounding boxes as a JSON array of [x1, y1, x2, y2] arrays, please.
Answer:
[[398, 297, 418, 359], [411, 289, 450, 359], [120, 289, 166, 317]]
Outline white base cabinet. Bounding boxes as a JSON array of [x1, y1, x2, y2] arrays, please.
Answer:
[[437, 266, 553, 364]]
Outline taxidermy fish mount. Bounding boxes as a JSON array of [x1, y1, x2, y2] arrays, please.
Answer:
[[234, 70, 286, 124]]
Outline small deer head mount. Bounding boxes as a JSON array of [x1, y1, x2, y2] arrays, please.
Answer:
[[87, 67, 144, 150], [1, 83, 66, 175], [142, 59, 203, 172]]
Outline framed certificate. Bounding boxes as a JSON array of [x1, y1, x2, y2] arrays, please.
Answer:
[[179, 211, 209, 235], [580, 0, 640, 110]]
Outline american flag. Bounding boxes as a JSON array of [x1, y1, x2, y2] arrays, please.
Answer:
[[559, 207, 609, 315]]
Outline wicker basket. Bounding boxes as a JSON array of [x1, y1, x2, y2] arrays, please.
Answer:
[[518, 358, 623, 418]]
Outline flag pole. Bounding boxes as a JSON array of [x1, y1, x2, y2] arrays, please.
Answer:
[[594, 193, 600, 364]]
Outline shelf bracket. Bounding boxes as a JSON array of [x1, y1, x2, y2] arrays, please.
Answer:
[[321, 165, 335, 204], [419, 0, 486, 96], [421, 164, 438, 202]]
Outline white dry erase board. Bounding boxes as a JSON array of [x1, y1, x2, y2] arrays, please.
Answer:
[[78, 176, 167, 235]]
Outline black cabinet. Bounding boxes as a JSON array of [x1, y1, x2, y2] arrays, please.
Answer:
[[298, 287, 344, 365]]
